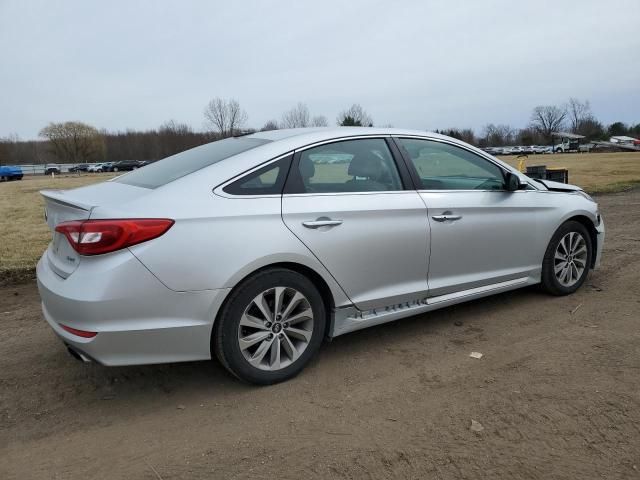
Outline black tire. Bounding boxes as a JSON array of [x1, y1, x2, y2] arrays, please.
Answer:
[[541, 220, 593, 296], [213, 268, 326, 385]]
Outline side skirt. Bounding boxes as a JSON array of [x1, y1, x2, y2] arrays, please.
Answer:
[[330, 277, 533, 337]]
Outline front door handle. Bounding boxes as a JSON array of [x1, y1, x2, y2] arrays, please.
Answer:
[[302, 219, 343, 229], [432, 214, 462, 222]]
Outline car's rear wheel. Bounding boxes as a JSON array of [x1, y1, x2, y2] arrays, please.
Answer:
[[213, 268, 326, 385], [541, 220, 592, 295]]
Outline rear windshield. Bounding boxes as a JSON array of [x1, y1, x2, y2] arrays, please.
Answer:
[[114, 137, 271, 189]]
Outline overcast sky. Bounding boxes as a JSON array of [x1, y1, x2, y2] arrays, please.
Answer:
[[1, 0, 639, 139]]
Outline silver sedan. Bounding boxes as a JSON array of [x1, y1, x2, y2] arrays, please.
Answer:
[[37, 128, 605, 384]]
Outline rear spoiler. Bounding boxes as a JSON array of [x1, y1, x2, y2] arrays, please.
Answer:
[[40, 190, 94, 211]]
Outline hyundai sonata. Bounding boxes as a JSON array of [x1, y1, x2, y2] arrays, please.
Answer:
[[37, 128, 604, 384]]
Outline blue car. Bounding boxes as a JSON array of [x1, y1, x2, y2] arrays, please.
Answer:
[[0, 165, 23, 181]]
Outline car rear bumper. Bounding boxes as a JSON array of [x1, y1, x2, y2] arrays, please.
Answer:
[[36, 250, 230, 366]]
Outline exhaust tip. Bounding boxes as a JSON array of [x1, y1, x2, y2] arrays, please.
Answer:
[[66, 345, 92, 363]]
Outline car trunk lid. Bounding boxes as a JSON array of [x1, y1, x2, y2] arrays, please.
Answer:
[[41, 182, 151, 278]]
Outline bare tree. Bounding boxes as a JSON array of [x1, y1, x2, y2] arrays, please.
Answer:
[[516, 127, 542, 146], [204, 97, 248, 137], [0, 139, 10, 166], [39, 121, 105, 163], [440, 128, 476, 145], [530, 105, 567, 143], [482, 123, 516, 146], [567, 98, 592, 133], [281, 103, 311, 128], [311, 115, 328, 127], [337, 104, 373, 127], [260, 120, 280, 131]]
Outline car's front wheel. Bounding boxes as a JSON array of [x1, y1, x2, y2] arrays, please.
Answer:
[[213, 268, 326, 385], [541, 220, 593, 295]]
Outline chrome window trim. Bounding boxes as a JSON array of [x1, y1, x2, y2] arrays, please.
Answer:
[[214, 134, 544, 199], [293, 134, 391, 152], [416, 189, 533, 194], [283, 190, 420, 198]]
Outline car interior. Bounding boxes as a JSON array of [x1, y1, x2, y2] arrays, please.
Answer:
[[294, 140, 403, 193]]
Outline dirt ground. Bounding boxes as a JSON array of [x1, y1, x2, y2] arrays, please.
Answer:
[[1, 190, 639, 480]]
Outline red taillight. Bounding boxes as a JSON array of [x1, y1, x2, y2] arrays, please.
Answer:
[[55, 219, 174, 255], [60, 324, 97, 338]]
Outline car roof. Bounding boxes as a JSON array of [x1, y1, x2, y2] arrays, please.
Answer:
[[249, 127, 448, 143]]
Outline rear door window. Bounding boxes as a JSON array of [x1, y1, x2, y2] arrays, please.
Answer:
[[286, 138, 403, 194]]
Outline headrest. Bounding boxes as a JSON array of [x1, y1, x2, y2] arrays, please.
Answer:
[[347, 154, 382, 179], [299, 156, 315, 179]]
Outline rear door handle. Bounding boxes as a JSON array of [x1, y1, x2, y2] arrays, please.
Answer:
[[432, 214, 462, 222], [302, 219, 343, 229]]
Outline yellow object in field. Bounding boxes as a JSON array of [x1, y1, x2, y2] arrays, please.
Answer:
[[518, 158, 527, 172]]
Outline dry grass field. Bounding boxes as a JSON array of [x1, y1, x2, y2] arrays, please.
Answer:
[[0, 151, 639, 281], [0, 173, 117, 282], [500, 151, 640, 193]]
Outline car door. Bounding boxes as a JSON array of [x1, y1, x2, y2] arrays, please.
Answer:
[[394, 136, 547, 297], [281, 137, 430, 311]]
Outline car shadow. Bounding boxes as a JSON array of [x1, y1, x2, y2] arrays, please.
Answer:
[[56, 286, 548, 395]]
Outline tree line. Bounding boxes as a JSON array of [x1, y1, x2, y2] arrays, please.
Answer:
[[441, 98, 640, 147], [1, 97, 638, 165]]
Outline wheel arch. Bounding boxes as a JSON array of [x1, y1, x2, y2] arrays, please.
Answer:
[[564, 214, 598, 268], [212, 261, 340, 350]]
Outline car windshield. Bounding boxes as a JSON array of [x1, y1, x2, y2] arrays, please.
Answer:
[[114, 137, 271, 189]]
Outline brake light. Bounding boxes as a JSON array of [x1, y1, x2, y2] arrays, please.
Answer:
[[55, 219, 174, 255]]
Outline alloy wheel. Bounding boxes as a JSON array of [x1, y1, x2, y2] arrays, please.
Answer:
[[554, 232, 588, 287], [237, 287, 314, 371]]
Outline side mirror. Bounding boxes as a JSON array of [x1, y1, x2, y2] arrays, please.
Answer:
[[504, 171, 522, 192]]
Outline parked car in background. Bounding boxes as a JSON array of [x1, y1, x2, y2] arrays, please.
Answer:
[[37, 127, 605, 385], [500, 147, 514, 155], [69, 164, 90, 173], [0, 165, 23, 181], [44, 165, 61, 175], [578, 143, 596, 153], [87, 162, 110, 173], [109, 160, 143, 172], [532, 146, 547, 154], [482, 147, 502, 156]]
